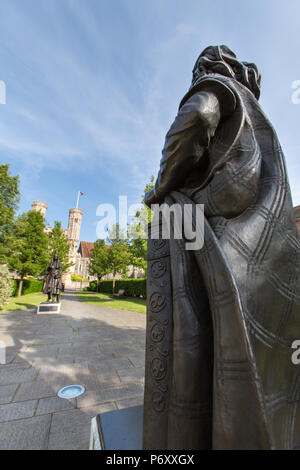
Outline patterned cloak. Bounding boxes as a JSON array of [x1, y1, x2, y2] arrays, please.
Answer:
[[43, 259, 63, 295], [143, 74, 300, 450]]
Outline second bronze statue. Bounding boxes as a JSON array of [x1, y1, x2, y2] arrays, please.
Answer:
[[43, 253, 63, 303]]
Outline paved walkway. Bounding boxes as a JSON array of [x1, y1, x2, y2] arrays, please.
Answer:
[[0, 292, 146, 449]]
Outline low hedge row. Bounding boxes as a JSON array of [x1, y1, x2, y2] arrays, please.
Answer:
[[85, 278, 146, 298], [71, 274, 89, 282], [11, 279, 44, 297], [11, 280, 18, 297]]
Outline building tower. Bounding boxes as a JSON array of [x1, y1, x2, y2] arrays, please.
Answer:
[[66, 208, 83, 276], [31, 201, 48, 219]]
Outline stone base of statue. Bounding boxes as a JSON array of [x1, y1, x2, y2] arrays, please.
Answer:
[[37, 302, 61, 314], [89, 406, 143, 450]]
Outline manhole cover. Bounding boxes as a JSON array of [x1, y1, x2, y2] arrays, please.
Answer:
[[58, 385, 85, 399]]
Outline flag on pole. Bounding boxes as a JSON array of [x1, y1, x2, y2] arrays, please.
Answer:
[[76, 191, 85, 209]]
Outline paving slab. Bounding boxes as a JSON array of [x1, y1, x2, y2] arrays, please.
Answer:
[[50, 403, 116, 433], [0, 400, 37, 422], [14, 380, 60, 401], [0, 415, 52, 450], [48, 425, 91, 450], [117, 366, 145, 384], [75, 370, 122, 390], [0, 384, 18, 405], [0, 367, 38, 386], [116, 396, 144, 410], [0, 361, 32, 372], [37, 362, 89, 383], [128, 356, 146, 368], [89, 357, 133, 373], [76, 383, 144, 408], [36, 396, 76, 415]]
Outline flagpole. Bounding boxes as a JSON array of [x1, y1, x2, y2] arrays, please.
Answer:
[[76, 191, 80, 209]]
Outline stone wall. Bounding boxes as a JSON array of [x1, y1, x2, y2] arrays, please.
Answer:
[[63, 280, 90, 290]]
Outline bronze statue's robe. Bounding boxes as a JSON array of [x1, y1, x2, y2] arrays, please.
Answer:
[[143, 74, 300, 450], [43, 259, 63, 295]]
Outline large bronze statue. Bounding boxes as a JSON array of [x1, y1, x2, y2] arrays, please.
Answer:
[[143, 45, 300, 450], [43, 253, 62, 303]]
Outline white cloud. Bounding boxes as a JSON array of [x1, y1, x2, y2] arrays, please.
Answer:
[[0, 0, 300, 208]]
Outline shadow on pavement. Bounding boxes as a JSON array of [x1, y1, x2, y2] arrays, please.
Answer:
[[0, 291, 146, 450]]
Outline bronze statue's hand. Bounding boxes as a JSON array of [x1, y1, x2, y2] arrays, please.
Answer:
[[145, 188, 160, 208]]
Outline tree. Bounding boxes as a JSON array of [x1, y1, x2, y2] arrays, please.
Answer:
[[9, 210, 49, 296], [0, 164, 20, 263], [0, 265, 12, 309], [128, 176, 155, 273], [48, 221, 72, 272], [107, 224, 131, 294], [88, 239, 110, 291]]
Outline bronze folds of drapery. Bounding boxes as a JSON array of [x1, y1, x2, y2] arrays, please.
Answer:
[[143, 49, 300, 450], [43, 254, 63, 297]]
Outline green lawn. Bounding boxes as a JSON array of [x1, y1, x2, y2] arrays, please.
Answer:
[[77, 292, 146, 314], [0, 292, 48, 313]]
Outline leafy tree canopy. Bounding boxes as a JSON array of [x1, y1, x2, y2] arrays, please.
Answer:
[[48, 221, 72, 272], [128, 175, 155, 271], [106, 224, 132, 292], [9, 210, 49, 295], [0, 164, 20, 263], [88, 239, 110, 282]]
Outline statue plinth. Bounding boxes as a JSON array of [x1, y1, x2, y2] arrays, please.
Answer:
[[37, 302, 61, 314], [89, 406, 143, 450]]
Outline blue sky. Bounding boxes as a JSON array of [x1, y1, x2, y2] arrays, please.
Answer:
[[1, 0, 300, 242]]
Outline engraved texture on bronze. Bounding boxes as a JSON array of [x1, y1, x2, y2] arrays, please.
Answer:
[[143, 230, 173, 450], [143, 45, 300, 450]]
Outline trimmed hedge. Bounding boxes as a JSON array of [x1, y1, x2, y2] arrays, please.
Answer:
[[85, 279, 146, 298], [71, 273, 83, 282], [11, 279, 18, 297], [84, 280, 97, 292], [11, 279, 44, 297]]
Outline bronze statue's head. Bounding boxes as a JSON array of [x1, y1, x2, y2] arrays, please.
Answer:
[[191, 45, 262, 100], [53, 253, 59, 261]]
